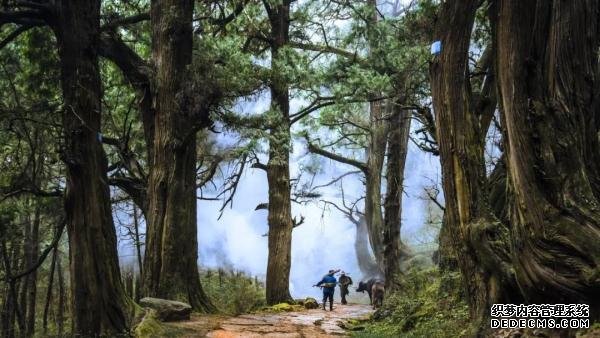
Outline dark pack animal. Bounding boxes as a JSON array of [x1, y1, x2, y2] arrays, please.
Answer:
[[356, 278, 384, 307], [371, 281, 384, 309]]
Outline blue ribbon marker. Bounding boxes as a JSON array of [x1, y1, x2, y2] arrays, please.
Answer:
[[431, 40, 442, 55]]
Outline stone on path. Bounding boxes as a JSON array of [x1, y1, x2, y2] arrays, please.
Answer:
[[139, 297, 192, 321], [303, 297, 319, 309]]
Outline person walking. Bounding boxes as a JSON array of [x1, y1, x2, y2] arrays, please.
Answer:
[[314, 269, 338, 311], [338, 271, 353, 305]]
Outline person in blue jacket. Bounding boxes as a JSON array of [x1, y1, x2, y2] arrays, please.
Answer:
[[314, 269, 339, 311]]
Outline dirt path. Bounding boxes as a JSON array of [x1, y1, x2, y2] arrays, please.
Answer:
[[169, 304, 373, 338]]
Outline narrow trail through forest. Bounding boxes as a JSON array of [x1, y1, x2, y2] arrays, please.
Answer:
[[168, 304, 374, 337]]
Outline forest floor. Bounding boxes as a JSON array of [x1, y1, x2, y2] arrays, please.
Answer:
[[165, 303, 374, 337]]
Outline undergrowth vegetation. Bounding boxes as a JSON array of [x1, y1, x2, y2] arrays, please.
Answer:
[[355, 267, 470, 338], [201, 269, 266, 315]]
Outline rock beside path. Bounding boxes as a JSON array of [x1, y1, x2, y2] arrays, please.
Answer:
[[303, 297, 319, 309], [139, 297, 192, 321]]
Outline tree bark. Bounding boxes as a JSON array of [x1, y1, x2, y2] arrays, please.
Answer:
[[430, 0, 516, 330], [1, 241, 17, 338], [363, 0, 388, 272], [55, 252, 65, 336], [264, 0, 294, 305], [353, 215, 381, 278], [496, 0, 600, 309], [25, 203, 40, 336], [383, 104, 411, 290], [52, 0, 134, 333], [364, 100, 388, 271], [42, 245, 57, 334], [18, 211, 29, 333], [142, 0, 215, 312], [133, 204, 143, 288]]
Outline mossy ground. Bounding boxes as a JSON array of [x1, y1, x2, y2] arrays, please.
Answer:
[[134, 269, 266, 337], [353, 267, 470, 338], [255, 302, 306, 313], [135, 310, 188, 338]]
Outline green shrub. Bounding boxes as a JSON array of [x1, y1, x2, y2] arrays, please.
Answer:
[[354, 267, 470, 338], [201, 269, 266, 315]]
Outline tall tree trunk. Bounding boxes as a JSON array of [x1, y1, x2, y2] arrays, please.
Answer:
[[142, 0, 215, 312], [18, 211, 29, 333], [42, 245, 57, 334], [133, 205, 143, 283], [264, 0, 294, 305], [383, 105, 411, 290], [1, 241, 17, 338], [55, 252, 65, 336], [353, 215, 381, 278], [25, 203, 40, 336], [364, 101, 388, 271], [430, 0, 515, 330], [52, 0, 134, 334], [363, 0, 388, 271], [496, 0, 600, 309]]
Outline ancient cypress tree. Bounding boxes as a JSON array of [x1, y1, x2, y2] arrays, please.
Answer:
[[97, 0, 240, 311], [430, 0, 600, 330], [142, 0, 215, 311], [382, 103, 411, 290], [263, 0, 295, 305], [52, 0, 135, 334], [362, 0, 389, 271], [429, 0, 516, 330], [1, 1, 147, 333], [496, 0, 600, 309]]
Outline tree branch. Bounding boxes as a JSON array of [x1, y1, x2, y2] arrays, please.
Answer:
[[2, 218, 65, 282], [0, 23, 40, 49], [305, 137, 368, 173], [289, 41, 362, 62], [101, 12, 150, 31]]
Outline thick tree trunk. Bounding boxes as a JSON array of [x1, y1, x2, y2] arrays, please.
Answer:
[[496, 0, 600, 309], [265, 0, 294, 305], [265, 138, 294, 304], [353, 215, 381, 278], [383, 105, 411, 290], [142, 0, 215, 312], [435, 212, 457, 271], [365, 100, 388, 271], [52, 0, 134, 334], [363, 0, 388, 270], [430, 0, 515, 330]]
